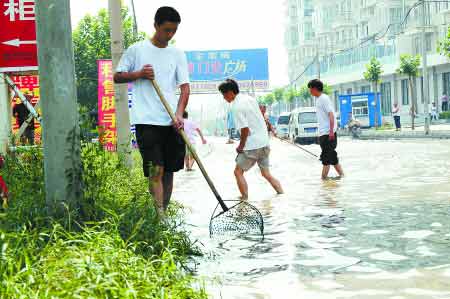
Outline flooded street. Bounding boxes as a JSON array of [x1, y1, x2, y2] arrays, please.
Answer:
[[173, 137, 450, 299]]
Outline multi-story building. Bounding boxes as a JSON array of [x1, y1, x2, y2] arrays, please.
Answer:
[[285, 0, 450, 121]]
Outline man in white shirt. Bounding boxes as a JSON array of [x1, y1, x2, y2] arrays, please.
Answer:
[[308, 79, 344, 180], [218, 79, 283, 199], [113, 7, 190, 214]]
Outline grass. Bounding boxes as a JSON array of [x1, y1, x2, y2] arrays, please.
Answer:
[[0, 144, 207, 298]]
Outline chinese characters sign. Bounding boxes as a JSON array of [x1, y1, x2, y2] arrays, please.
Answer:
[[185, 48, 269, 93], [98, 60, 117, 151], [10, 75, 41, 143], [0, 0, 38, 72]]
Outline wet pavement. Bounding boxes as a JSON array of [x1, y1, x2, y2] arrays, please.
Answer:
[[173, 137, 450, 299]]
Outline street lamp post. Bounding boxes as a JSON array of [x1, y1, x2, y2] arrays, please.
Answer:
[[421, 0, 430, 134]]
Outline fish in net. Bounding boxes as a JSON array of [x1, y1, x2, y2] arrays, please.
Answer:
[[209, 200, 264, 237]]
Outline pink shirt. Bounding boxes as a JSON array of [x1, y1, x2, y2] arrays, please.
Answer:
[[184, 119, 199, 144]]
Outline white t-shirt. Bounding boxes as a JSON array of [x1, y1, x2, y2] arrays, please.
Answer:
[[231, 94, 269, 150], [315, 93, 337, 136], [116, 40, 190, 126]]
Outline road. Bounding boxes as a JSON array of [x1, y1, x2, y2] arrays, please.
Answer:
[[173, 136, 450, 299]]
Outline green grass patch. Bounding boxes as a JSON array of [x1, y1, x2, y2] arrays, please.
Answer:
[[439, 111, 450, 119], [0, 144, 207, 298]]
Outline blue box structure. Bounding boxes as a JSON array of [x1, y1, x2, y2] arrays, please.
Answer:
[[339, 93, 382, 128]]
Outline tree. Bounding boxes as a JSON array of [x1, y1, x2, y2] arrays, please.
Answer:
[[283, 87, 297, 111], [273, 87, 285, 114], [299, 85, 312, 105], [438, 26, 450, 59], [72, 8, 146, 109], [364, 57, 383, 127], [397, 54, 421, 130]]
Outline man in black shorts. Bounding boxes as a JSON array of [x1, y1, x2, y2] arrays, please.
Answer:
[[308, 79, 344, 180], [113, 7, 190, 215]]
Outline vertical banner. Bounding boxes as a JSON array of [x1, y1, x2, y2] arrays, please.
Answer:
[[10, 75, 41, 143], [97, 59, 117, 151]]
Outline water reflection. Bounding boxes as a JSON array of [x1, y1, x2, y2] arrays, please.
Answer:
[[175, 138, 450, 298]]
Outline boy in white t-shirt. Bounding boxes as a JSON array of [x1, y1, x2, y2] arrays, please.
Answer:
[[308, 79, 344, 180], [113, 7, 190, 214], [218, 79, 283, 199], [182, 111, 207, 171]]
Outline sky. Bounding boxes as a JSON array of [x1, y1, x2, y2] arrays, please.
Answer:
[[70, 0, 289, 88]]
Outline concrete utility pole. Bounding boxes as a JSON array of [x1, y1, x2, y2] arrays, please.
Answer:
[[109, 0, 132, 167], [35, 0, 82, 215], [421, 0, 431, 134]]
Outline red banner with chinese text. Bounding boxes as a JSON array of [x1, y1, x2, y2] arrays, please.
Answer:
[[0, 0, 38, 72], [97, 59, 117, 151], [10, 75, 41, 143]]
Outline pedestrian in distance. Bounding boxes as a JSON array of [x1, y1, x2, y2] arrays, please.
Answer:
[[259, 104, 276, 136], [13, 92, 36, 146], [182, 111, 207, 171], [308, 79, 344, 180], [392, 103, 401, 131], [441, 93, 448, 112], [218, 79, 283, 199], [226, 110, 236, 144], [430, 102, 438, 122], [113, 6, 190, 216]]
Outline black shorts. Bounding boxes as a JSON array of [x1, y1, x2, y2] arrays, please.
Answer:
[[319, 133, 339, 166], [135, 124, 185, 177]]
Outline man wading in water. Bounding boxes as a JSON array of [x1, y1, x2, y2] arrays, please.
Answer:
[[219, 79, 283, 199], [308, 79, 344, 180], [114, 7, 190, 216]]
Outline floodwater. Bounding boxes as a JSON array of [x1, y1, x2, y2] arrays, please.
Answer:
[[173, 137, 450, 299]]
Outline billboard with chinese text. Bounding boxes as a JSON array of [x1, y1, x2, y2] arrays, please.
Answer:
[[97, 60, 117, 151], [10, 75, 41, 143], [0, 0, 38, 72], [185, 48, 269, 93]]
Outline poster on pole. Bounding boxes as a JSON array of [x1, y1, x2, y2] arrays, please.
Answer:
[[97, 60, 117, 151], [0, 0, 38, 72], [10, 75, 41, 143]]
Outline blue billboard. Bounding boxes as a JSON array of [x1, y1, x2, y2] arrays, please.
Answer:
[[185, 48, 269, 83]]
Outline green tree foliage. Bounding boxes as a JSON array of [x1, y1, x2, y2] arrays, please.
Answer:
[[72, 8, 147, 109], [273, 87, 285, 103], [397, 54, 421, 129], [438, 26, 450, 58], [299, 85, 311, 102], [363, 57, 382, 85], [364, 57, 383, 126], [283, 87, 297, 104]]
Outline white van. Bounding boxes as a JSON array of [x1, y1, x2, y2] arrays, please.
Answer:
[[288, 107, 319, 144], [276, 112, 291, 139]]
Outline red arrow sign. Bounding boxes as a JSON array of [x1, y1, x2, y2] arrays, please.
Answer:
[[0, 0, 38, 72]]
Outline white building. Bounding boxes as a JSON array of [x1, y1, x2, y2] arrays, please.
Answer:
[[285, 0, 450, 121]]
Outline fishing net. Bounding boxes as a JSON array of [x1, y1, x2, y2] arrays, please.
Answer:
[[209, 200, 264, 237]]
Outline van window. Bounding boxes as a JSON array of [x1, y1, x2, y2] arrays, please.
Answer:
[[298, 112, 317, 124], [277, 115, 290, 125]]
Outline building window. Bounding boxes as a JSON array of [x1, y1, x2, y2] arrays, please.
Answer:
[[352, 100, 369, 117], [380, 82, 392, 115], [361, 85, 371, 93], [401, 79, 409, 105], [347, 88, 353, 94], [443, 72, 450, 96]]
